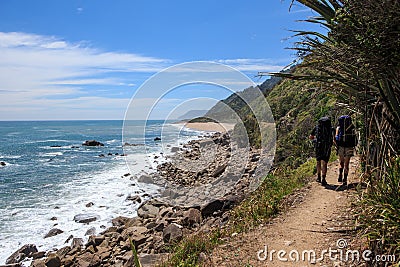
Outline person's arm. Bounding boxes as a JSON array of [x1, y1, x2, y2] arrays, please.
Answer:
[[333, 126, 339, 146], [309, 127, 316, 140]]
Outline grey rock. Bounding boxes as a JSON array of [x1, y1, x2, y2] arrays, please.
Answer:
[[162, 224, 183, 244], [6, 244, 38, 264], [45, 254, 61, 267], [182, 208, 202, 227], [84, 227, 96, 236], [85, 202, 94, 207], [82, 140, 104, 146], [73, 213, 99, 224], [201, 199, 225, 217], [137, 202, 159, 219], [44, 228, 64, 238]]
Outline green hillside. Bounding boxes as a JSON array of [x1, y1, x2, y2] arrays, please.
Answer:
[[206, 67, 340, 167]]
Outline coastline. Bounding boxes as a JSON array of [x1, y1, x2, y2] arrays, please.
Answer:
[[5, 128, 263, 267], [180, 121, 235, 133]]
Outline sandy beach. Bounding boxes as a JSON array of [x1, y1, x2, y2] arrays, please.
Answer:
[[182, 122, 235, 133]]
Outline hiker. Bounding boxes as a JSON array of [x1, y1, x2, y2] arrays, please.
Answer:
[[334, 115, 357, 185], [309, 117, 333, 186]]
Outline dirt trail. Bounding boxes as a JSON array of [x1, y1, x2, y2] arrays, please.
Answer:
[[210, 157, 360, 267]]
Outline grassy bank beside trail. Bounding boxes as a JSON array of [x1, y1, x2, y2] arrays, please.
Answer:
[[158, 158, 317, 267], [357, 157, 400, 263]]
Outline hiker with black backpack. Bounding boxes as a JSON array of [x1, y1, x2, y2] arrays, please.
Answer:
[[334, 115, 357, 186], [309, 117, 334, 186]]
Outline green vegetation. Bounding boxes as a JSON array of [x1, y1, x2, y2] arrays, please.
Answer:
[[282, 0, 400, 261], [130, 238, 143, 267], [265, 74, 340, 168], [186, 117, 218, 123], [159, 230, 222, 267], [357, 157, 400, 260]]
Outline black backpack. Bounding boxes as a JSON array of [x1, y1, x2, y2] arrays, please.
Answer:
[[336, 115, 358, 147], [315, 117, 333, 156]]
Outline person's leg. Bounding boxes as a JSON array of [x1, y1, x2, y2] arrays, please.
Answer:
[[321, 160, 328, 186], [316, 160, 322, 182], [343, 156, 351, 185], [338, 152, 344, 182]]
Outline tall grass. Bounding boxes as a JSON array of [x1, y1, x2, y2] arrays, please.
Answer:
[[358, 157, 400, 262], [158, 230, 221, 267]]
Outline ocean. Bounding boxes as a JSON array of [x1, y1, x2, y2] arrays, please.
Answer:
[[0, 120, 202, 264]]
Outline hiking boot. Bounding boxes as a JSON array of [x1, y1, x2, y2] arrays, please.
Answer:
[[316, 175, 321, 183], [321, 177, 327, 186], [343, 174, 348, 186]]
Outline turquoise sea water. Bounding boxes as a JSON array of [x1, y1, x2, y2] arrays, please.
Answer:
[[0, 120, 200, 264]]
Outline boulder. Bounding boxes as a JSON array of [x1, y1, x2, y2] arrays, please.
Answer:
[[121, 226, 148, 246], [86, 235, 105, 247], [182, 208, 202, 227], [74, 252, 101, 267], [139, 253, 169, 267], [85, 202, 94, 208], [6, 244, 38, 264], [82, 140, 104, 146], [31, 251, 46, 260], [154, 137, 161, 141], [84, 227, 96, 236], [31, 259, 46, 267], [162, 224, 183, 244], [111, 216, 129, 227], [137, 202, 159, 219], [200, 199, 225, 217], [1, 161, 6, 166], [64, 235, 73, 244], [70, 238, 84, 249], [45, 254, 61, 267], [44, 228, 64, 238], [55, 246, 71, 259], [73, 213, 99, 224]]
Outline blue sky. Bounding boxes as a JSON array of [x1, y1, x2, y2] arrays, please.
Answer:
[[0, 0, 320, 120]]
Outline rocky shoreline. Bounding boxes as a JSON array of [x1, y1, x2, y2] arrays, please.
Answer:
[[3, 132, 263, 267]]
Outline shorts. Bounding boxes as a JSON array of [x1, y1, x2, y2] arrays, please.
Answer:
[[316, 148, 331, 162], [338, 146, 354, 157]]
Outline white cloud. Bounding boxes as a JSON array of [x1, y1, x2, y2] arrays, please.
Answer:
[[0, 32, 169, 120], [0, 32, 289, 121]]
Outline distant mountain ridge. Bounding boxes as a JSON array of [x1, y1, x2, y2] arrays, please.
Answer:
[[204, 76, 282, 122], [177, 110, 207, 121]]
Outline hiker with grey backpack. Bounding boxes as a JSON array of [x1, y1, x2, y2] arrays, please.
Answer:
[[334, 115, 358, 186], [309, 117, 334, 186]]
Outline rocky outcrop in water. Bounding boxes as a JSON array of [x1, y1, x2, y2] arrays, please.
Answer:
[[82, 140, 104, 147]]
